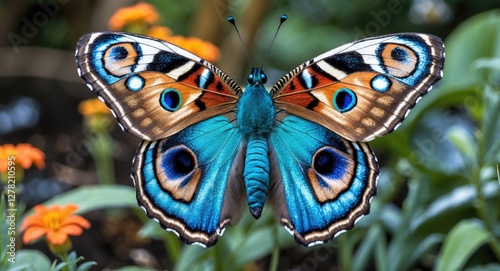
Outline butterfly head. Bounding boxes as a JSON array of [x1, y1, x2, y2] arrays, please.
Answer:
[[248, 68, 267, 86]]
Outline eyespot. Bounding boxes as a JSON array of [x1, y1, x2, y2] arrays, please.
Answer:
[[160, 88, 182, 112], [154, 143, 201, 202], [333, 88, 357, 113], [125, 75, 145, 92], [314, 148, 336, 175], [110, 45, 128, 60], [391, 46, 408, 62], [370, 74, 391, 93], [161, 145, 197, 180], [103, 43, 140, 77], [377, 43, 418, 78], [312, 147, 349, 180]]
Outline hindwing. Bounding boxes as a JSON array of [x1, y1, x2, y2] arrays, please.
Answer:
[[132, 114, 245, 247], [268, 113, 379, 246]]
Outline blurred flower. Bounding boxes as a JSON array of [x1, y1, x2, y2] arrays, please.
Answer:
[[166, 36, 220, 63], [410, 0, 452, 25], [21, 204, 90, 246], [78, 98, 110, 116], [79, 98, 114, 133], [147, 25, 172, 40], [0, 143, 45, 173], [108, 2, 159, 31], [147, 26, 221, 62], [108, 3, 220, 63]]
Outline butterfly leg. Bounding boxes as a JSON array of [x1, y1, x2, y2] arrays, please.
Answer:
[[243, 134, 270, 218]]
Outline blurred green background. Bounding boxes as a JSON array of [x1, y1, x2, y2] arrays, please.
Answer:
[[1, 0, 500, 270]]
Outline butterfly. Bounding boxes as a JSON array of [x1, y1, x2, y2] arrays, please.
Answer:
[[75, 15, 444, 247]]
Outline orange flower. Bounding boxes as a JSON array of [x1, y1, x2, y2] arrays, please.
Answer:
[[0, 143, 45, 173], [108, 2, 159, 31], [147, 25, 172, 41], [78, 98, 110, 117], [166, 36, 220, 63], [107, 3, 220, 62], [21, 204, 90, 245]]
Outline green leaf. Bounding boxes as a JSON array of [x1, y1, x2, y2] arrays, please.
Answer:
[[439, 10, 500, 88], [23, 185, 137, 217], [352, 224, 384, 271], [448, 126, 477, 165], [412, 182, 499, 231], [113, 267, 158, 271], [466, 263, 500, 271], [75, 261, 97, 271], [6, 250, 52, 271], [407, 234, 443, 270], [231, 226, 280, 269], [435, 220, 491, 271], [138, 220, 167, 240], [482, 85, 500, 164]]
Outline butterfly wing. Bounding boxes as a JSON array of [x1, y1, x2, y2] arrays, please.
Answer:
[[268, 113, 379, 246], [132, 113, 246, 247], [271, 33, 445, 142], [76, 32, 247, 247], [76, 32, 241, 141]]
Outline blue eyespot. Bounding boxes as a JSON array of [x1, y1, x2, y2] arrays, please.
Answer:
[[370, 74, 391, 93], [160, 88, 182, 112], [161, 145, 196, 184], [125, 75, 145, 92], [313, 147, 347, 181], [333, 88, 357, 113]]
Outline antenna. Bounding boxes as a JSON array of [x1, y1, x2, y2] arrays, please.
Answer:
[[261, 14, 288, 69], [228, 14, 288, 69], [227, 16, 254, 67]]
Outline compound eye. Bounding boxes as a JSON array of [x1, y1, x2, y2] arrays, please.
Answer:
[[247, 73, 254, 83], [260, 73, 267, 84]]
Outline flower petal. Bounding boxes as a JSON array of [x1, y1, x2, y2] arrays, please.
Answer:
[[33, 204, 50, 215], [23, 227, 48, 244], [46, 230, 68, 245], [60, 204, 79, 220], [60, 224, 84, 236], [64, 216, 91, 229], [20, 215, 44, 231]]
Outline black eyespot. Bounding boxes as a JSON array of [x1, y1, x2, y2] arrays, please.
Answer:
[[314, 149, 336, 175], [312, 147, 348, 180], [391, 46, 408, 62], [161, 145, 196, 181], [110, 46, 128, 60], [172, 149, 195, 175]]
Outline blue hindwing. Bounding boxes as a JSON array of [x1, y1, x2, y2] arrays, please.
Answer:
[[269, 115, 379, 246], [132, 115, 243, 247]]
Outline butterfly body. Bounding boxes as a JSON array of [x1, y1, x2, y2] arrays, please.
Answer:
[[237, 68, 275, 218], [76, 30, 444, 247]]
